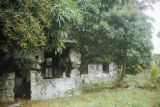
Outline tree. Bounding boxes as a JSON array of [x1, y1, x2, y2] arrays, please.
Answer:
[[71, 0, 152, 77], [0, 0, 82, 72], [0, 0, 82, 55], [72, 0, 124, 64], [152, 54, 160, 67], [106, 2, 152, 82], [0, 0, 153, 78]]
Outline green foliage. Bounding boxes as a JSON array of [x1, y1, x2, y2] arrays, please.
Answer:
[[106, 2, 152, 68], [70, 0, 153, 80], [150, 65, 160, 82], [124, 74, 156, 88], [0, 0, 52, 54], [135, 66, 143, 73], [152, 54, 160, 67], [45, 0, 82, 53], [124, 65, 160, 89], [0, 0, 82, 55], [0, 0, 153, 75], [82, 81, 115, 93], [72, 0, 127, 64], [65, 88, 75, 96]]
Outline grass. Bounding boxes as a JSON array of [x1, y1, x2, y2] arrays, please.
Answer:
[[82, 81, 114, 93], [2, 88, 160, 107]]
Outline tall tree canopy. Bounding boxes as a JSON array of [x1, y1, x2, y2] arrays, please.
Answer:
[[71, 0, 152, 71], [0, 0, 82, 71], [0, 0, 82, 55], [0, 0, 153, 74]]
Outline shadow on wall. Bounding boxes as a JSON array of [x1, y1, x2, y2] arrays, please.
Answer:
[[14, 71, 31, 99]]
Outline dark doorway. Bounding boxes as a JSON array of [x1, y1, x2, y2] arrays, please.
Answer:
[[103, 64, 109, 74], [43, 48, 72, 78], [14, 70, 31, 99]]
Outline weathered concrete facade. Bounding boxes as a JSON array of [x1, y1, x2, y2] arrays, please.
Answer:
[[31, 48, 82, 100], [0, 72, 15, 102], [0, 44, 119, 102], [0, 46, 83, 102], [81, 63, 118, 83], [31, 70, 82, 100]]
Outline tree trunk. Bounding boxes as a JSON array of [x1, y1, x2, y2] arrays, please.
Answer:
[[114, 63, 126, 87]]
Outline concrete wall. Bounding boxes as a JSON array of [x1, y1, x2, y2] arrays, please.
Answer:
[[30, 48, 82, 100], [88, 64, 103, 74], [0, 72, 15, 102], [31, 70, 82, 100], [81, 63, 118, 83]]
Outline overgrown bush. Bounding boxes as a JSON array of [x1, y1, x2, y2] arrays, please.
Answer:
[[124, 65, 160, 89], [150, 65, 160, 83], [124, 74, 152, 88]]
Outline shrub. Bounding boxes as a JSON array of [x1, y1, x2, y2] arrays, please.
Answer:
[[150, 65, 160, 82], [124, 65, 160, 89]]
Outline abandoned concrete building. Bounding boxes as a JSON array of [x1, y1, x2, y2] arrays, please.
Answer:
[[0, 41, 82, 102], [0, 41, 118, 102], [81, 63, 118, 84]]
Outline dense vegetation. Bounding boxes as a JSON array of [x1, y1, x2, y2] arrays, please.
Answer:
[[0, 0, 155, 75], [0, 0, 160, 106], [0, 0, 82, 55], [152, 54, 160, 67]]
